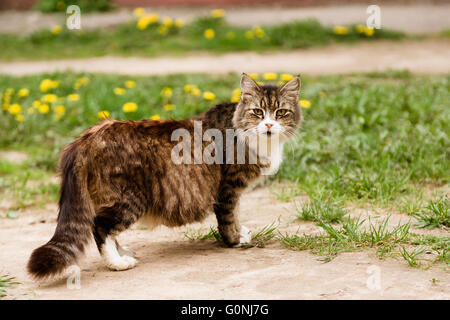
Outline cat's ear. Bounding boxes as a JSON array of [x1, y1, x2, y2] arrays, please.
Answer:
[[240, 73, 261, 99], [279, 75, 301, 102]]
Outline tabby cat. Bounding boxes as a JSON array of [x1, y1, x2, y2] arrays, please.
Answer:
[[27, 73, 301, 279]]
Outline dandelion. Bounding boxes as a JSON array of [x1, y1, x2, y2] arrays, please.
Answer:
[[114, 88, 126, 96], [157, 25, 169, 35], [161, 87, 173, 98], [18, 88, 29, 98], [43, 94, 58, 103], [163, 104, 175, 111], [249, 73, 258, 80], [184, 84, 194, 93], [364, 27, 375, 37], [253, 26, 265, 38], [281, 73, 294, 81], [15, 114, 25, 122], [40, 79, 59, 92], [245, 31, 254, 40], [256, 81, 264, 86], [204, 29, 215, 39], [151, 114, 160, 120], [67, 93, 80, 101], [38, 104, 50, 114], [211, 9, 225, 18], [54, 105, 66, 116], [355, 24, 365, 33], [98, 110, 110, 119], [123, 102, 138, 113], [191, 87, 201, 96], [125, 80, 136, 88], [74, 77, 89, 90], [226, 31, 235, 40], [32, 100, 41, 108], [175, 18, 185, 28], [27, 107, 34, 115], [8, 104, 21, 115], [133, 7, 145, 18], [333, 26, 349, 35], [299, 99, 311, 108], [263, 73, 277, 81], [51, 25, 62, 35], [137, 17, 150, 30], [2, 104, 9, 111], [231, 88, 241, 102], [162, 17, 173, 27], [203, 91, 216, 100]]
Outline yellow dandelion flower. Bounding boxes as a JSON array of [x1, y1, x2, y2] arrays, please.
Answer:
[[175, 18, 185, 28], [123, 102, 138, 113], [74, 77, 89, 90], [157, 25, 169, 35], [231, 88, 241, 102], [184, 84, 194, 93], [245, 31, 254, 40], [67, 93, 79, 101], [51, 25, 62, 35], [204, 29, 215, 39], [133, 7, 145, 18], [281, 73, 294, 81], [263, 72, 277, 80], [249, 73, 258, 80], [18, 88, 30, 98], [32, 100, 42, 108], [114, 88, 126, 96], [162, 17, 173, 27], [98, 110, 110, 119], [256, 81, 264, 86], [161, 87, 172, 98], [203, 91, 216, 100], [40, 79, 54, 92], [364, 27, 375, 37], [191, 88, 201, 96], [333, 26, 349, 35], [8, 104, 21, 115], [15, 114, 25, 122], [54, 105, 66, 116], [226, 31, 235, 40], [355, 24, 365, 33], [125, 80, 136, 88], [42, 94, 57, 103], [150, 114, 160, 120], [27, 107, 34, 115], [39, 104, 50, 114], [2, 104, 10, 111], [299, 99, 311, 108], [253, 27, 265, 38], [137, 16, 151, 30], [163, 103, 175, 111], [211, 9, 225, 18]]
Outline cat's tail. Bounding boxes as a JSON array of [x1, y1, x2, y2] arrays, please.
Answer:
[[27, 141, 95, 280]]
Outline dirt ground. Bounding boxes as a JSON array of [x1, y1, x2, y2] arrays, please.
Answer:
[[1, 184, 449, 300], [1, 39, 450, 76], [0, 4, 449, 35]]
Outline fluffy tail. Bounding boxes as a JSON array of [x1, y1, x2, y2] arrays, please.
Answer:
[[27, 142, 95, 279]]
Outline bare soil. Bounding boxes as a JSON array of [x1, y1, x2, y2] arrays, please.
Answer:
[[1, 39, 450, 76], [1, 186, 448, 300]]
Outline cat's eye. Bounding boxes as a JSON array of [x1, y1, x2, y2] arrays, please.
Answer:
[[275, 109, 289, 118], [252, 108, 264, 117]]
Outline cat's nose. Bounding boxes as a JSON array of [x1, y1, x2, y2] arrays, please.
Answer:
[[265, 123, 274, 130]]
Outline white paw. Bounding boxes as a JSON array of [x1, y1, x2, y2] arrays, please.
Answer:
[[117, 245, 135, 257], [239, 226, 252, 245], [105, 255, 137, 271]]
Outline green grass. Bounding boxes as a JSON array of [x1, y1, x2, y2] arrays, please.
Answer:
[[1, 71, 449, 209], [412, 196, 449, 229], [296, 194, 347, 223], [0, 16, 405, 61], [0, 274, 19, 299]]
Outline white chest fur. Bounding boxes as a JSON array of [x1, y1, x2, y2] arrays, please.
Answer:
[[257, 136, 284, 176]]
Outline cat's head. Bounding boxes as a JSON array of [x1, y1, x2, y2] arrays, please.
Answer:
[[232, 73, 302, 142]]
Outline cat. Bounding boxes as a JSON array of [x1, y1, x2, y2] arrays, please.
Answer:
[[27, 73, 302, 279]]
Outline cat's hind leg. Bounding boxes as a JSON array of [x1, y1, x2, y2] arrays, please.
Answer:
[[93, 201, 142, 271]]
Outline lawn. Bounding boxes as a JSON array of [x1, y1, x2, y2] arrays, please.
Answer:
[[0, 11, 406, 61]]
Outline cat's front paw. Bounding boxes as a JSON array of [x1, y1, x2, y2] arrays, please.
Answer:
[[219, 225, 240, 247], [239, 225, 252, 245]]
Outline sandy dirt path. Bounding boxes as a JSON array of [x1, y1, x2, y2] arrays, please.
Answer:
[[1, 39, 450, 76], [1, 5, 449, 35], [1, 186, 449, 300]]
